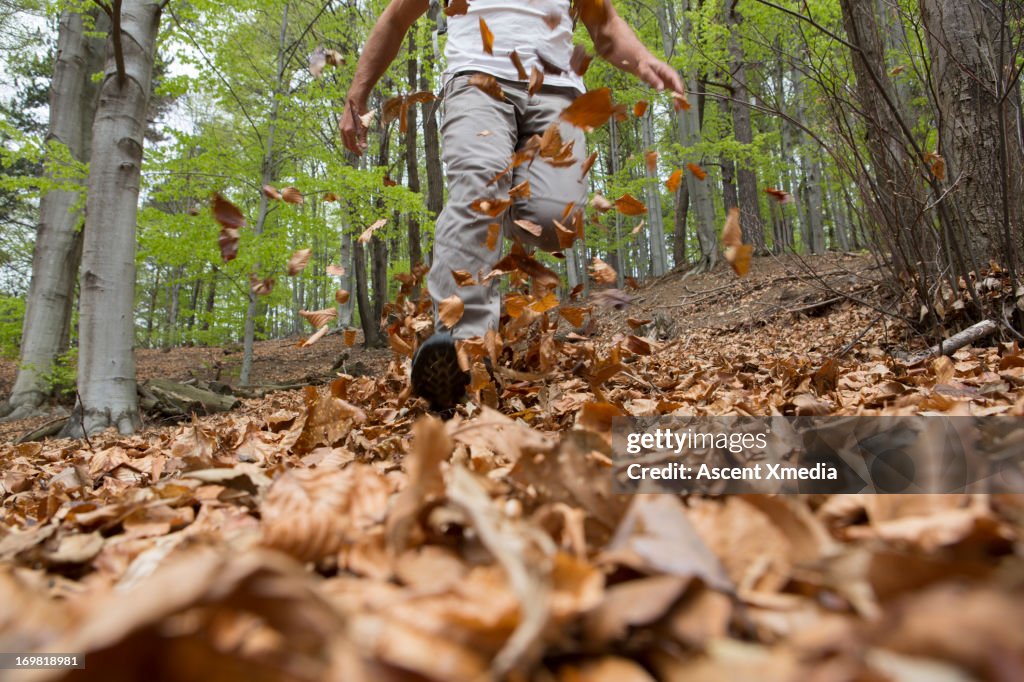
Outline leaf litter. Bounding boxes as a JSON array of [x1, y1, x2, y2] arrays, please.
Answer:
[[2, 253, 1024, 681]]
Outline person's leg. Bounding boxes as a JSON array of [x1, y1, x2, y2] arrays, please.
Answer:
[[426, 75, 518, 340], [506, 86, 590, 252]]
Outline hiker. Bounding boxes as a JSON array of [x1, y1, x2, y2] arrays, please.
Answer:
[[340, 0, 684, 410]]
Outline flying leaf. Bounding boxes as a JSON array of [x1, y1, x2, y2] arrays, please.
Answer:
[[218, 228, 239, 262], [529, 291, 560, 313], [469, 73, 506, 101], [324, 49, 344, 66], [509, 180, 531, 200], [383, 175, 398, 187], [559, 306, 589, 326], [471, 197, 512, 217], [326, 263, 345, 276], [479, 17, 494, 55], [615, 193, 647, 216], [358, 218, 387, 244], [262, 185, 282, 200], [590, 257, 618, 285], [514, 219, 544, 237], [322, 192, 339, 202], [580, 151, 598, 181], [764, 187, 793, 204], [570, 0, 608, 25], [687, 163, 707, 181], [561, 88, 617, 131], [249, 274, 274, 296], [924, 151, 946, 181], [591, 194, 613, 212], [302, 325, 330, 347], [645, 150, 658, 174], [633, 101, 648, 118], [343, 328, 357, 346], [509, 50, 528, 80], [445, 0, 469, 16], [299, 308, 338, 329], [665, 168, 683, 192], [486, 222, 501, 250], [722, 208, 752, 277], [672, 91, 691, 111], [438, 295, 465, 329], [631, 219, 646, 235], [570, 45, 593, 76], [451, 270, 477, 287], [627, 317, 652, 329], [334, 289, 350, 304], [528, 67, 544, 97], [359, 109, 376, 127], [287, 248, 311, 276], [281, 187, 304, 204], [211, 192, 245, 229], [553, 220, 577, 248]]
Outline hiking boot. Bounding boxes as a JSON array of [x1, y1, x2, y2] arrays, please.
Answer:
[[411, 330, 469, 411]]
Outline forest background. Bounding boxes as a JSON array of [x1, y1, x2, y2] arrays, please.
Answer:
[[0, 0, 1022, 433]]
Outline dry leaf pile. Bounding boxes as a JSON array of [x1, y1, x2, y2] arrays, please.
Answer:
[[3, 251, 1024, 681]]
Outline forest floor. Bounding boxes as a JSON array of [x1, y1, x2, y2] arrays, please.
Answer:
[[2, 252, 1024, 681]]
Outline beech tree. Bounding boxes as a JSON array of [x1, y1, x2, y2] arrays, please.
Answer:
[[63, 0, 164, 436], [3, 7, 106, 420]]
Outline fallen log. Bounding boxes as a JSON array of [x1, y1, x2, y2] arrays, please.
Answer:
[[904, 319, 999, 365], [138, 378, 240, 418]]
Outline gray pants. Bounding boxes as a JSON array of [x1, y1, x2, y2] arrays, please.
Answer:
[[427, 73, 588, 339]]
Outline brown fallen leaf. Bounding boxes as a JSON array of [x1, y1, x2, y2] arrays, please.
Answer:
[[672, 91, 691, 111], [665, 168, 683, 192], [326, 263, 345, 276], [515, 219, 544, 237], [590, 257, 617, 285], [299, 308, 338, 329], [479, 17, 494, 55], [470, 73, 506, 101], [687, 162, 707, 181], [302, 324, 331, 347], [471, 197, 513, 217], [722, 207, 752, 277], [287, 248, 311, 276], [529, 66, 544, 97], [645, 150, 658, 174], [262, 184, 282, 200], [509, 180, 531, 200], [510, 50, 528, 80], [334, 289, 350, 304], [445, 0, 469, 15], [343, 328, 357, 346], [633, 100, 649, 118], [451, 269, 477, 287], [615, 193, 647, 216], [580, 151, 599, 181], [438, 295, 465, 328], [570, 45, 593, 76], [281, 186, 303, 204], [358, 217, 387, 244], [561, 88, 617, 131], [591, 194, 613, 212], [765, 187, 793, 204], [486, 222, 501, 250], [249, 273, 274, 296], [211, 192, 245, 229], [322, 191, 339, 202]]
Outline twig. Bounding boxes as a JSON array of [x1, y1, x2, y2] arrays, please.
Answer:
[[75, 391, 94, 451], [833, 311, 885, 360]]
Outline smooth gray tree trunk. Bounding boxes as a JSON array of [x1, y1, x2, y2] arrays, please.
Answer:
[[640, 109, 667, 277], [63, 0, 162, 436], [3, 8, 107, 421]]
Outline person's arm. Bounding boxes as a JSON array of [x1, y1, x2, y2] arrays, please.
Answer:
[[340, 0, 429, 155], [581, 2, 685, 94]]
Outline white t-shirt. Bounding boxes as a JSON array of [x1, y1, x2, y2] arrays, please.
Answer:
[[443, 0, 586, 92]]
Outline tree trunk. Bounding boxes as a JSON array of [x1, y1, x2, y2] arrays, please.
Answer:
[[63, 0, 163, 436], [726, 1, 766, 252], [240, 2, 289, 385], [405, 32, 424, 273], [420, 16, 444, 263], [201, 269, 216, 333], [4, 8, 106, 420], [337, 224, 354, 327], [918, 0, 1024, 271], [672, 180, 690, 267], [640, 110, 667, 277], [658, 0, 717, 272], [608, 117, 624, 288]]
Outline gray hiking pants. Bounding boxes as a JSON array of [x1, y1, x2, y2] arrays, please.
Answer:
[[427, 73, 588, 339]]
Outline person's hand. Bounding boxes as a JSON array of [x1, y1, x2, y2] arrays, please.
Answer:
[[339, 98, 369, 156], [636, 56, 685, 95]]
